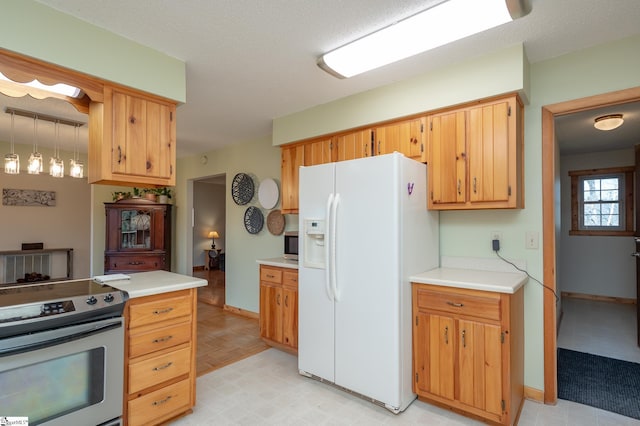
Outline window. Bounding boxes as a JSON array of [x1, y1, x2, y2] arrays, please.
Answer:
[[569, 166, 634, 236]]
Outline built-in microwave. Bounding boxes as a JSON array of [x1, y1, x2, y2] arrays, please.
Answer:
[[284, 231, 298, 260]]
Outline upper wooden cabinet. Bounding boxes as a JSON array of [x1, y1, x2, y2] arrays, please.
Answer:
[[335, 129, 372, 161], [304, 137, 334, 166], [281, 143, 305, 214], [375, 117, 426, 161], [427, 95, 523, 210], [89, 86, 177, 187]]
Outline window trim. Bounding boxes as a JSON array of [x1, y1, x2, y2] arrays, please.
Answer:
[[569, 166, 634, 236]]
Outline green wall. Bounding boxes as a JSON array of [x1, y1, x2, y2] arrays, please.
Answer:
[[268, 35, 640, 391], [174, 137, 282, 312], [1, 0, 185, 102]]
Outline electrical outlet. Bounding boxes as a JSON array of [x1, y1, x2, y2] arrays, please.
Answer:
[[526, 231, 539, 249]]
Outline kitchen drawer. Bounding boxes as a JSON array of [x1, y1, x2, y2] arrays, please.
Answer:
[[129, 346, 191, 394], [260, 266, 282, 284], [283, 270, 298, 288], [414, 286, 501, 321], [128, 378, 191, 426], [129, 291, 192, 328], [129, 320, 192, 358], [105, 253, 165, 271]]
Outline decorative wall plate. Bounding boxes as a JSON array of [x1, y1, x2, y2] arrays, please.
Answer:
[[244, 206, 264, 234], [231, 173, 254, 205], [258, 178, 279, 209], [266, 210, 285, 235]]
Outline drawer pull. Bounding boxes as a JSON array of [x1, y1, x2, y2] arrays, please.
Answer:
[[152, 395, 172, 406], [153, 362, 173, 371], [446, 301, 464, 308], [153, 307, 174, 315], [152, 335, 173, 344], [266, 274, 275, 278]]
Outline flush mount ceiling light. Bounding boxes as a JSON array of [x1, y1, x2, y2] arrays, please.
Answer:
[[594, 114, 624, 131], [0, 71, 82, 98], [318, 0, 531, 79]]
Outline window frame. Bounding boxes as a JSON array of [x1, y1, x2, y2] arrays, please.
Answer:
[[569, 166, 634, 236]]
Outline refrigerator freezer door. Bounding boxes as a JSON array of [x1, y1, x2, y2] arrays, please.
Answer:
[[298, 162, 336, 382], [333, 153, 403, 407]]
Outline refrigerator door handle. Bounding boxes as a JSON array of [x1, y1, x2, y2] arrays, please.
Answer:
[[325, 192, 334, 301], [331, 193, 340, 301]]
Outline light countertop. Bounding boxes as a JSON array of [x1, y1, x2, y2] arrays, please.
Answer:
[[256, 257, 299, 269], [107, 270, 207, 298], [410, 267, 527, 294]]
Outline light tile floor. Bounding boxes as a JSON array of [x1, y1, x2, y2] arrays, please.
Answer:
[[557, 297, 640, 363], [171, 348, 640, 425]]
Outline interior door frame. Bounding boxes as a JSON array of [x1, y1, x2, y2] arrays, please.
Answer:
[[542, 86, 640, 404]]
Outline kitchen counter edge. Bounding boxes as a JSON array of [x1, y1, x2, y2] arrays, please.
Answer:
[[109, 270, 207, 298], [256, 258, 299, 269], [410, 267, 527, 294]]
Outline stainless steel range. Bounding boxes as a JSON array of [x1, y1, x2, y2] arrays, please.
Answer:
[[0, 279, 128, 426]]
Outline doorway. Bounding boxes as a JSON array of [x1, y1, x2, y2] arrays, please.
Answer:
[[542, 86, 640, 403]]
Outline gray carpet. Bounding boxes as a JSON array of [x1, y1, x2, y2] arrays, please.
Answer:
[[558, 348, 640, 420]]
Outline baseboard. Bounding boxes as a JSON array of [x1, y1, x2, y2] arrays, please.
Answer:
[[561, 291, 636, 304], [193, 265, 205, 271], [223, 304, 259, 319], [524, 386, 544, 403]]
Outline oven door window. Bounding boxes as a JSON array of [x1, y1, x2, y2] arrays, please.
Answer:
[[1, 348, 105, 425]]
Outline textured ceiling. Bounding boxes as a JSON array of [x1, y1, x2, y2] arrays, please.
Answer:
[[2, 0, 639, 157]]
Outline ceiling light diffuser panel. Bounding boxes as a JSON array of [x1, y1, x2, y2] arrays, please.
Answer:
[[318, 0, 531, 78]]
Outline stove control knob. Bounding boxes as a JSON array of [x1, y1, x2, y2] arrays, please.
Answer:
[[104, 293, 115, 303], [86, 296, 98, 305]]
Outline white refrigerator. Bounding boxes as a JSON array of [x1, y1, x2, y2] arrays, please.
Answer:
[[298, 152, 439, 413]]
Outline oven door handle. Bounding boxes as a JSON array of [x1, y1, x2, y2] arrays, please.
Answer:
[[0, 317, 122, 357]]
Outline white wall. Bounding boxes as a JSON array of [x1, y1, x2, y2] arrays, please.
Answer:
[[0, 141, 90, 279], [193, 180, 226, 267], [559, 148, 636, 299]]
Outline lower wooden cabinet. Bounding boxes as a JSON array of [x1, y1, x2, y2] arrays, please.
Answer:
[[259, 265, 298, 353], [412, 283, 524, 425], [124, 289, 197, 426]]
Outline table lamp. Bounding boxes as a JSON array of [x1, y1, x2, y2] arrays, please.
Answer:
[[208, 231, 220, 250]]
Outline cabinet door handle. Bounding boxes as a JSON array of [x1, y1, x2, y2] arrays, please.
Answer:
[[152, 335, 173, 344], [152, 395, 172, 406], [378, 140, 381, 154], [153, 307, 174, 315], [462, 329, 466, 348], [153, 361, 173, 371], [457, 179, 461, 195], [277, 294, 281, 305], [284, 294, 289, 308], [117, 146, 123, 164], [444, 326, 449, 345], [473, 177, 477, 193], [446, 301, 464, 308]]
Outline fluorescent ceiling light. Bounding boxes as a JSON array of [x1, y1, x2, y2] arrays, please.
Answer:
[[594, 114, 624, 131], [0, 71, 82, 98], [318, 0, 531, 78]]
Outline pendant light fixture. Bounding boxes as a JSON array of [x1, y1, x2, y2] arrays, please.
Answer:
[[27, 115, 43, 174], [3, 110, 19, 174], [50, 120, 64, 178], [69, 124, 84, 178]]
